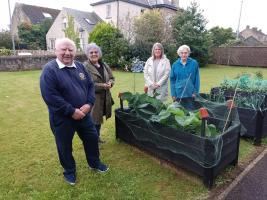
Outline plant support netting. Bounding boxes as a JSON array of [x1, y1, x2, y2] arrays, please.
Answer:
[[117, 92, 241, 168]]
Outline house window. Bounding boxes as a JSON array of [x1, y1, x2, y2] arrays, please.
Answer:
[[106, 5, 111, 18], [62, 17, 67, 30], [84, 18, 93, 25], [50, 39, 55, 50], [42, 12, 52, 18], [80, 38, 85, 50]]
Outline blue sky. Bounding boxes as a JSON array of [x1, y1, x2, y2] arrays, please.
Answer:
[[1, 0, 267, 34]]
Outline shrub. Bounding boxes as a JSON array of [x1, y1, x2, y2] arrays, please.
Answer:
[[133, 10, 170, 61], [89, 22, 131, 68], [0, 48, 12, 56]]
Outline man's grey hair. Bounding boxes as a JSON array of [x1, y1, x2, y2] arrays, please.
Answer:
[[55, 38, 77, 52], [151, 42, 164, 59], [84, 43, 102, 59], [177, 45, 191, 56]]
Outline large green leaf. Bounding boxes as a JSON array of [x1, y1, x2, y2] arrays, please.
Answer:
[[206, 124, 218, 137], [120, 92, 219, 137], [167, 104, 185, 117], [174, 115, 186, 127]]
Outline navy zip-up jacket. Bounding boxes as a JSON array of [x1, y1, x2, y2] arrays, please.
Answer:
[[40, 59, 95, 119]]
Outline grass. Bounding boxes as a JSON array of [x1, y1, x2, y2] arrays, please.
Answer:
[[0, 65, 266, 200]]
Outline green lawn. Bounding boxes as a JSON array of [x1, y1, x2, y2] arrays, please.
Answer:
[[0, 65, 266, 200]]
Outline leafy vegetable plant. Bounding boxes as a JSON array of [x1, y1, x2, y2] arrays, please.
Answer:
[[215, 73, 267, 109], [151, 103, 218, 137], [120, 92, 219, 137]]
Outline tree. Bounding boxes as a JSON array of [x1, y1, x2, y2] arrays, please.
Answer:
[[209, 26, 235, 47], [18, 19, 52, 50], [89, 22, 130, 68], [39, 19, 53, 48], [172, 2, 210, 67], [118, 11, 135, 43], [64, 16, 80, 49], [18, 22, 41, 49], [133, 9, 169, 61], [0, 30, 13, 49]]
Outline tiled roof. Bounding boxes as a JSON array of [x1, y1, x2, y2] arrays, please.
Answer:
[[240, 26, 267, 44], [19, 3, 60, 24], [91, 0, 177, 9], [63, 8, 102, 32]]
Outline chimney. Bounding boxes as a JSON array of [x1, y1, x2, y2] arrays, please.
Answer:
[[252, 27, 257, 31], [246, 25, 250, 29], [171, 0, 179, 8]]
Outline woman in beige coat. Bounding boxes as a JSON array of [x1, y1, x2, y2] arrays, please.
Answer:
[[84, 43, 115, 143], [144, 43, 171, 102]]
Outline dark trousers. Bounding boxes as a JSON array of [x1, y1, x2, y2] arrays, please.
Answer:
[[50, 114, 100, 176], [177, 97, 195, 110], [95, 124, 101, 137]]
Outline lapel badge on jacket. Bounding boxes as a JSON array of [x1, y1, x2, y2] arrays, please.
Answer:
[[79, 73, 86, 80]]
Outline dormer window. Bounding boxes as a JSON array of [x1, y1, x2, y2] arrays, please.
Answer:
[[84, 18, 94, 25], [43, 12, 52, 18], [106, 4, 111, 18]]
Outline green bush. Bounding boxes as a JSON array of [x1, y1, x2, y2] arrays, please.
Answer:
[[18, 19, 52, 50], [163, 43, 178, 64], [133, 10, 167, 61], [0, 30, 13, 49], [0, 48, 12, 56], [89, 22, 131, 68]]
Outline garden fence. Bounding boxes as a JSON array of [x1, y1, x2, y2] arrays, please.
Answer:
[[211, 46, 267, 67]]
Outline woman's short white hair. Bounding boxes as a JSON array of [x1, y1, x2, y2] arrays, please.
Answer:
[[84, 43, 102, 59], [177, 45, 191, 56]]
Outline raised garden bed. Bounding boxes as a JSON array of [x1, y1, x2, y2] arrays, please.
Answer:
[[210, 87, 267, 144], [115, 107, 241, 188]]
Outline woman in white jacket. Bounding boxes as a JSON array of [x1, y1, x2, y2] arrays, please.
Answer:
[[144, 43, 171, 102]]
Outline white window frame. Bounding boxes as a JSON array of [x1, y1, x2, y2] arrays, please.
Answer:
[[42, 12, 52, 18], [106, 4, 111, 18], [62, 17, 67, 30]]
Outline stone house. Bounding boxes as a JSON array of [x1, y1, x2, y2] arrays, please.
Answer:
[[11, 3, 60, 38], [90, 0, 179, 41], [45, 0, 179, 49], [46, 8, 102, 50], [239, 25, 267, 46]]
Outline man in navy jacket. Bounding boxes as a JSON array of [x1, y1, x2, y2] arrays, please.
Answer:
[[40, 38, 108, 186]]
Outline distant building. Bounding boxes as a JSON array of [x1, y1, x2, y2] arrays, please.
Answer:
[[239, 25, 267, 46], [91, 0, 179, 41], [46, 8, 102, 50], [11, 3, 60, 38]]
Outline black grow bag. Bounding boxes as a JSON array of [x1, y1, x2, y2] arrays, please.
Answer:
[[115, 108, 240, 188], [211, 87, 267, 144]]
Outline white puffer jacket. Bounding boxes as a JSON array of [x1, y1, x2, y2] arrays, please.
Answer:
[[144, 55, 171, 102]]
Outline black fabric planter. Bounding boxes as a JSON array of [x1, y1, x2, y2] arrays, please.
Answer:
[[237, 107, 266, 144], [210, 87, 267, 144], [115, 108, 241, 188]]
